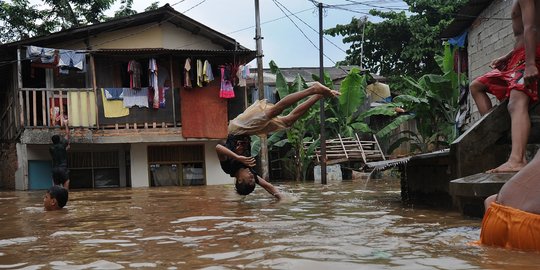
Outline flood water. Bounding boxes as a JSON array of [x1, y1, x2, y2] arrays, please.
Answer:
[[1, 177, 540, 270]]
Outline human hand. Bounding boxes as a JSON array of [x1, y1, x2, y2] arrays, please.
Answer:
[[489, 56, 508, 70], [237, 155, 256, 167], [524, 65, 539, 87]]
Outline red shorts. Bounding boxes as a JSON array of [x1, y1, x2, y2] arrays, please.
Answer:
[[475, 45, 540, 102]]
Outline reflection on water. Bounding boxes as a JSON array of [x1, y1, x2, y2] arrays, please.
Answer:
[[1, 177, 540, 269]]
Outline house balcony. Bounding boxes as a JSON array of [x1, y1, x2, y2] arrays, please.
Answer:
[[14, 87, 185, 145]]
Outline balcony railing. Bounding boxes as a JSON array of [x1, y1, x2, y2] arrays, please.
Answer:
[[18, 88, 179, 129], [19, 88, 94, 128]]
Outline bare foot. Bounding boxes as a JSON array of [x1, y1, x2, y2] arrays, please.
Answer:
[[312, 82, 341, 98], [485, 161, 526, 173]]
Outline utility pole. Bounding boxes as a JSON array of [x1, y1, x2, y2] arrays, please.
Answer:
[[318, 2, 327, 184], [254, 0, 269, 180], [359, 16, 367, 69]]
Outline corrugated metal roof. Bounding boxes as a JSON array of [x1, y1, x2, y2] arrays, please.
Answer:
[[440, 0, 494, 38]]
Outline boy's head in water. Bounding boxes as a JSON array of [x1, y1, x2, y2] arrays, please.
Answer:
[[43, 185, 68, 211]]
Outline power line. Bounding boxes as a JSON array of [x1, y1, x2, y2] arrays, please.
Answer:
[[271, 0, 341, 67], [273, 0, 348, 55], [226, 7, 313, 35], [182, 0, 207, 13]]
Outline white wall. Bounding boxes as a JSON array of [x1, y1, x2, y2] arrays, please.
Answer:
[[130, 143, 150, 187], [205, 141, 234, 185]]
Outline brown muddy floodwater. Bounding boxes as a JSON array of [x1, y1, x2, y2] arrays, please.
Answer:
[[1, 177, 540, 270]]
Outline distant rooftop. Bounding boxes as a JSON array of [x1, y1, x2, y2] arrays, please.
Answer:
[[246, 66, 384, 85]]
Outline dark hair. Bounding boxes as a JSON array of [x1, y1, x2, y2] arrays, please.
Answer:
[[235, 179, 256, 195], [48, 185, 68, 208], [234, 168, 260, 196], [51, 135, 61, 144]]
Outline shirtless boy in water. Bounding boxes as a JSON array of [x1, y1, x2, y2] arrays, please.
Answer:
[[469, 0, 540, 173]]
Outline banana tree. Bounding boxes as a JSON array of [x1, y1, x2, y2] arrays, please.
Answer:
[[322, 67, 372, 138], [361, 47, 464, 154]]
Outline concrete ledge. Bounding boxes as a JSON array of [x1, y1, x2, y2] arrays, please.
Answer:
[[449, 172, 514, 217], [449, 172, 514, 197]]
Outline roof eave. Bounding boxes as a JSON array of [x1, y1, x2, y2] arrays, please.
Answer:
[[440, 0, 494, 39]]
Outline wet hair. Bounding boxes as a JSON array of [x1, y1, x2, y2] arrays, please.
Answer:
[[235, 179, 256, 195], [234, 168, 260, 196], [225, 134, 251, 155], [51, 134, 61, 144], [48, 185, 68, 208]]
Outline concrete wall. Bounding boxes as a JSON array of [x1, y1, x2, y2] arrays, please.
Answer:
[[205, 141, 234, 185], [464, 0, 513, 128], [15, 144, 28, 190], [130, 143, 149, 187]]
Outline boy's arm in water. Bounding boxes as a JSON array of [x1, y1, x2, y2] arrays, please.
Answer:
[[256, 175, 282, 200]]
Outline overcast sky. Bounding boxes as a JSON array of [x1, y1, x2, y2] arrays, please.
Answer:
[[116, 0, 409, 68]]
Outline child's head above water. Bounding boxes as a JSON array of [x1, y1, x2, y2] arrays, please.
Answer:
[[43, 185, 68, 211]]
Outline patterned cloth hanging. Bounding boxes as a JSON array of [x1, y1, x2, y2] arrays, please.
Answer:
[[219, 64, 235, 98], [149, 58, 159, 109]]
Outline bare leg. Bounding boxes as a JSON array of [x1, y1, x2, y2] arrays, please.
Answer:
[[470, 79, 492, 115], [265, 82, 339, 119], [280, 94, 322, 126], [64, 179, 70, 191], [487, 90, 529, 173]]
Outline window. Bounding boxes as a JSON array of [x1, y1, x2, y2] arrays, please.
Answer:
[[68, 151, 120, 189], [148, 145, 205, 186]]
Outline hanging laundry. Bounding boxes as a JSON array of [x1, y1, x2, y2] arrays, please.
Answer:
[[159, 87, 169, 108], [203, 60, 214, 83], [219, 65, 235, 99], [242, 64, 250, 80], [128, 60, 142, 89], [196, 59, 203, 87], [58, 50, 85, 73], [123, 88, 149, 108], [184, 58, 193, 88], [26, 46, 58, 77], [149, 58, 159, 109], [237, 64, 246, 87], [26, 46, 56, 63], [104, 88, 124, 100], [101, 89, 129, 118]]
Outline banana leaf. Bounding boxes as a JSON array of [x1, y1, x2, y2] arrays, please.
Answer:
[[376, 114, 415, 138]]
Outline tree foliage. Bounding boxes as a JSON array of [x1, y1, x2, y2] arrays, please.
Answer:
[[325, 0, 467, 81], [0, 0, 157, 44]]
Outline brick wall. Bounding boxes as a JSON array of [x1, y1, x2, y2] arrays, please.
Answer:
[[464, 0, 513, 127], [0, 143, 18, 190]]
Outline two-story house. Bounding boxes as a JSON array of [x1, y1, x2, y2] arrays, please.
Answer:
[[0, 4, 255, 190]]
